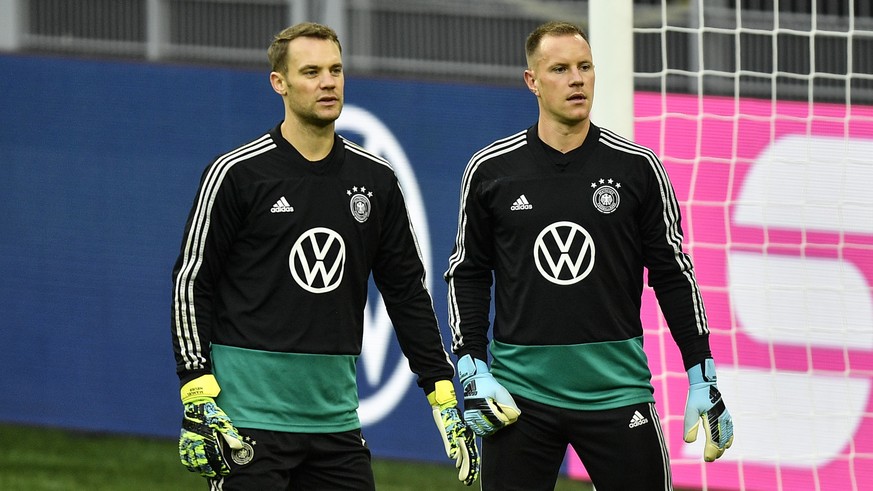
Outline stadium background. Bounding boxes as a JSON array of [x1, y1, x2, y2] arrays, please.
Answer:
[[1, 1, 872, 490]]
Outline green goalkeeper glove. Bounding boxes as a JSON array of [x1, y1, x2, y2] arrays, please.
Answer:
[[178, 374, 244, 477], [428, 380, 480, 486], [458, 354, 521, 437], [683, 358, 735, 462]]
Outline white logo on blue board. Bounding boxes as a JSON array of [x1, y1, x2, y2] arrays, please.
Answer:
[[337, 106, 431, 426]]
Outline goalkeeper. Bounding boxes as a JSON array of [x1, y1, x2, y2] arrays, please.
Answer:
[[171, 22, 477, 489], [444, 21, 733, 491]]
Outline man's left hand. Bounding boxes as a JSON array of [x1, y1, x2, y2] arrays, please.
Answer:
[[683, 358, 734, 462]]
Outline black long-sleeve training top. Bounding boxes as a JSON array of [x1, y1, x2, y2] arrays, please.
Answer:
[[171, 124, 452, 431]]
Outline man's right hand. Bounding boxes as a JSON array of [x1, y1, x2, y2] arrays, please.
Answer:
[[458, 354, 521, 436], [178, 375, 244, 477], [428, 380, 480, 486]]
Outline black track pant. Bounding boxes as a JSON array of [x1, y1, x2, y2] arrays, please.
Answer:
[[209, 427, 375, 490], [481, 395, 673, 491]]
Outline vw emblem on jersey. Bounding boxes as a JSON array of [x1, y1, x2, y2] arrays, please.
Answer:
[[533, 221, 595, 285], [348, 186, 373, 223], [289, 227, 346, 293], [591, 178, 621, 214]]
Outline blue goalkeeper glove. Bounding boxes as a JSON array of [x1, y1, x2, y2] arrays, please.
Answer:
[[428, 380, 480, 486], [178, 374, 244, 477], [458, 354, 521, 437], [683, 358, 734, 462]]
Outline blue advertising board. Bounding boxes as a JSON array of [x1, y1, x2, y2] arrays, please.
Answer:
[[0, 54, 537, 463]]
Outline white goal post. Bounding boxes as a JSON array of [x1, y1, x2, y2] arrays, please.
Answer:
[[573, 2, 873, 490], [589, 0, 635, 140]]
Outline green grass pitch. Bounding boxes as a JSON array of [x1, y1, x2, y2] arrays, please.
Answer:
[[0, 423, 593, 490]]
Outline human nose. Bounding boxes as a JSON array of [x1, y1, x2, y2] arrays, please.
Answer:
[[570, 67, 585, 85], [320, 71, 337, 88]]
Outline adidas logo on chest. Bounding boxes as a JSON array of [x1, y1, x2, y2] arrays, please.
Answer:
[[271, 196, 294, 213], [510, 194, 533, 211]]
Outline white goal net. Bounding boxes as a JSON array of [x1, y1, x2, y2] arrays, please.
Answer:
[[570, 1, 873, 490]]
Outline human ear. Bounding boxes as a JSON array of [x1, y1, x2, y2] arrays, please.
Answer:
[[269, 71, 287, 96], [524, 69, 538, 95]]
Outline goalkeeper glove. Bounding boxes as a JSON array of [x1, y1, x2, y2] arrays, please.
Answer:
[[683, 358, 735, 462], [178, 374, 244, 477], [457, 354, 521, 437], [428, 380, 480, 486]]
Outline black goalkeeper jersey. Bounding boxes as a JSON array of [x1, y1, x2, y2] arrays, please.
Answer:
[[171, 124, 452, 430], [445, 124, 711, 410]]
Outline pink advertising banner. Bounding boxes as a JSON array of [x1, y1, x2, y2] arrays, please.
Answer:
[[567, 92, 873, 490]]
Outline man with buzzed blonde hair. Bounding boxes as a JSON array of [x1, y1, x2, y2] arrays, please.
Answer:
[[172, 22, 478, 489], [446, 21, 733, 490]]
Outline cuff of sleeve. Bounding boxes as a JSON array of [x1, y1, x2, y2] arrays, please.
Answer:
[[456, 347, 489, 366], [677, 335, 712, 371]]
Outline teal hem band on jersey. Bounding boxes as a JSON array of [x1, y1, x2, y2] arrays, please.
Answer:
[[490, 337, 655, 411], [211, 344, 361, 433]]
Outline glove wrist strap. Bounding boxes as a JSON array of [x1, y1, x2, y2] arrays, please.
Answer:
[[181, 374, 221, 404], [427, 380, 459, 410], [458, 354, 489, 382], [687, 358, 717, 385]]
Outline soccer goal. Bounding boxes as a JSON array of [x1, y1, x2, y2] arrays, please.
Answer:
[[570, 1, 873, 490]]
